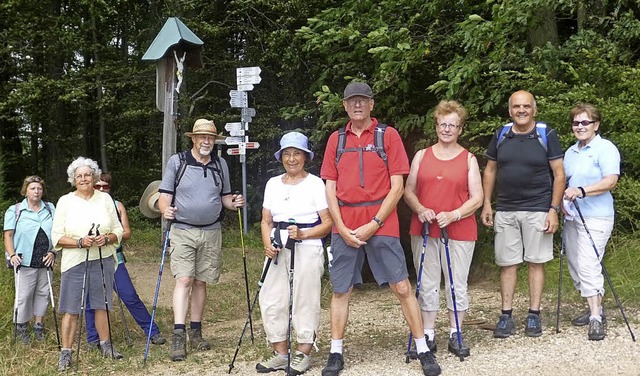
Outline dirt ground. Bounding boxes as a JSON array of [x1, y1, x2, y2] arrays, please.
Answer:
[[120, 263, 640, 376]]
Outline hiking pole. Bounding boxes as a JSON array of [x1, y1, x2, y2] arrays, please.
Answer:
[[555, 230, 566, 334], [285, 218, 298, 375], [76, 223, 95, 372], [46, 267, 62, 350], [573, 200, 636, 342], [441, 228, 464, 361], [144, 212, 172, 365], [95, 225, 116, 358], [236, 193, 254, 344], [228, 257, 273, 374], [405, 222, 429, 363], [13, 253, 23, 344], [113, 277, 133, 346]]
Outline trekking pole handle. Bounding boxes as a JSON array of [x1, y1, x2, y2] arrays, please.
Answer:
[[441, 227, 449, 242], [422, 222, 429, 237]]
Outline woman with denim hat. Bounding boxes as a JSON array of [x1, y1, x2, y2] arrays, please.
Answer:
[[4, 175, 56, 344], [256, 131, 332, 375], [562, 103, 620, 341]]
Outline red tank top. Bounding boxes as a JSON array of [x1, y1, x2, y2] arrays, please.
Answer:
[[409, 147, 478, 241]]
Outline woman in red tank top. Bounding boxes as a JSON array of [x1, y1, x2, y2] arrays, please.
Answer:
[[404, 100, 483, 358]]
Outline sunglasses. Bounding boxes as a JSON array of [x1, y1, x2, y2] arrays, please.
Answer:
[[25, 176, 43, 183], [94, 184, 110, 190], [572, 120, 596, 127]]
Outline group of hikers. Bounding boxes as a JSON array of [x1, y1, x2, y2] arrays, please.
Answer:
[[4, 81, 620, 376]]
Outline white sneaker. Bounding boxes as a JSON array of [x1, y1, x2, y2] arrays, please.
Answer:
[[289, 351, 311, 375], [256, 352, 288, 373]]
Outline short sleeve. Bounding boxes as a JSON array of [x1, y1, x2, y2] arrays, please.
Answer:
[[320, 131, 339, 181], [159, 154, 180, 194], [4, 205, 17, 231], [599, 140, 621, 176], [546, 128, 564, 160]]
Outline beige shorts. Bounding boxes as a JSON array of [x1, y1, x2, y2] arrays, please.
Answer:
[[169, 227, 222, 283], [494, 211, 553, 266]]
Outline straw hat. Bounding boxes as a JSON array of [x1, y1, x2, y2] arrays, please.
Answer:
[[184, 118, 226, 140], [139, 180, 162, 219]]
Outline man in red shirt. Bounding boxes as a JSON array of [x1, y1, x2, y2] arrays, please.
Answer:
[[319, 82, 441, 376]]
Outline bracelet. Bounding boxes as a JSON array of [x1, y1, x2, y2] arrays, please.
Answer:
[[47, 250, 57, 257], [105, 235, 110, 245], [77, 237, 83, 248], [454, 210, 461, 221], [578, 186, 586, 198], [10, 254, 17, 259]]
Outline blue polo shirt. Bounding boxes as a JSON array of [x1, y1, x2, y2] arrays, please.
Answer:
[[3, 199, 55, 267], [564, 135, 620, 217]]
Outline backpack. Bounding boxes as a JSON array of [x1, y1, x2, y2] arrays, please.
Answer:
[[335, 123, 388, 169], [496, 122, 548, 152], [173, 150, 226, 227], [4, 201, 53, 268]]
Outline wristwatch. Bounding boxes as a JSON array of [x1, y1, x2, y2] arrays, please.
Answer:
[[550, 205, 561, 213], [372, 216, 384, 227]]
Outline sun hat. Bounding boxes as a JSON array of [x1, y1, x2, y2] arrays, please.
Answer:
[[139, 180, 162, 219], [184, 118, 226, 140], [343, 82, 373, 100], [274, 132, 314, 162]]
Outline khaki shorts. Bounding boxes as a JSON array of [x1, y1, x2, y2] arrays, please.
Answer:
[[494, 211, 553, 266], [169, 227, 222, 283]]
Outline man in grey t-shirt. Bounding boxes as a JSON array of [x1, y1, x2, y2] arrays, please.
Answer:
[[481, 91, 565, 339], [159, 119, 244, 361]]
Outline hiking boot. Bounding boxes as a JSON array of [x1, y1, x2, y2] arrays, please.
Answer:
[[188, 328, 210, 351], [57, 349, 72, 372], [288, 351, 311, 375], [256, 352, 288, 373], [150, 333, 167, 345], [493, 314, 516, 338], [447, 333, 470, 358], [417, 351, 441, 376], [572, 309, 606, 327], [588, 319, 605, 341], [524, 313, 543, 337], [15, 323, 30, 344], [321, 353, 344, 376], [87, 341, 100, 351], [406, 335, 437, 359], [100, 340, 124, 359], [172, 329, 187, 361], [33, 322, 45, 342]]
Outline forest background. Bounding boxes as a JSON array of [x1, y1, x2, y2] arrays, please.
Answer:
[[1, 1, 640, 295]]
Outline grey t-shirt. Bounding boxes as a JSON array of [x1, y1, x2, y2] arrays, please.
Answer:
[[485, 124, 563, 212], [159, 150, 231, 229]]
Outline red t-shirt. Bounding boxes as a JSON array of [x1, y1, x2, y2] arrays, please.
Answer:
[[408, 147, 477, 241], [320, 118, 409, 237]]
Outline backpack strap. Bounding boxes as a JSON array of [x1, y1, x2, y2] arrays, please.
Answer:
[[335, 127, 347, 166], [496, 122, 548, 152], [373, 123, 388, 169]]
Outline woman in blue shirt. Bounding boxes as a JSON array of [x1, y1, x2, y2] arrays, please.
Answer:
[[4, 175, 56, 344], [562, 103, 620, 341]]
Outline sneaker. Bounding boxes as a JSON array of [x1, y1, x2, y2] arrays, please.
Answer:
[[33, 322, 45, 342], [171, 329, 187, 361], [588, 319, 605, 341], [87, 341, 100, 351], [150, 333, 167, 345], [256, 352, 288, 373], [572, 309, 606, 327], [417, 351, 441, 376], [447, 333, 470, 357], [288, 351, 311, 375], [524, 313, 543, 337], [57, 349, 72, 372], [100, 340, 124, 359], [188, 328, 210, 351], [406, 335, 437, 359], [321, 352, 344, 376], [493, 314, 516, 338], [15, 323, 30, 344]]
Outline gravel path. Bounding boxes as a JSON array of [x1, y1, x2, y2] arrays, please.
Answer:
[[120, 280, 640, 376]]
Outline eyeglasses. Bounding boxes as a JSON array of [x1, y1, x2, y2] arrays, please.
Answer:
[[572, 120, 596, 127], [74, 173, 93, 180], [345, 97, 370, 106], [94, 184, 110, 190], [25, 176, 42, 183], [437, 123, 460, 130]]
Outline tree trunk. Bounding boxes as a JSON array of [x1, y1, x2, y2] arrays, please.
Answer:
[[528, 6, 559, 48]]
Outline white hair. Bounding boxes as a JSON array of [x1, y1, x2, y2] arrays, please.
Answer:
[[66, 157, 101, 186]]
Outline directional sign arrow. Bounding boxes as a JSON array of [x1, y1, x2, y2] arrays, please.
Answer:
[[225, 136, 244, 145], [241, 114, 253, 123], [225, 122, 243, 132], [243, 142, 260, 149], [237, 84, 254, 91], [237, 76, 262, 85], [230, 98, 248, 108], [228, 129, 245, 137], [227, 148, 245, 155], [228, 90, 248, 100], [242, 108, 256, 117], [237, 67, 262, 77]]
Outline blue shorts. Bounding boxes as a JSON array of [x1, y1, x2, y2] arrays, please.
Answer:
[[328, 234, 408, 293]]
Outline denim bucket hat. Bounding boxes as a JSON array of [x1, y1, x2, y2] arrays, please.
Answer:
[[274, 131, 314, 162]]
